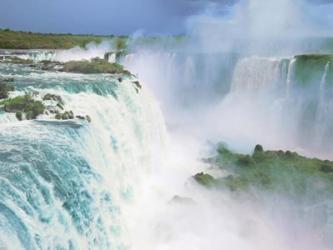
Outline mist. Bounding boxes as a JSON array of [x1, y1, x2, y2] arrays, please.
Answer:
[[120, 0, 333, 249]]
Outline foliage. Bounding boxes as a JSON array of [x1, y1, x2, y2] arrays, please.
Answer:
[[0, 82, 15, 99], [62, 58, 131, 75], [294, 54, 333, 87], [113, 37, 128, 50], [196, 144, 333, 197], [193, 173, 218, 187], [43, 93, 64, 105], [15, 110, 22, 121], [55, 111, 74, 120], [0, 29, 110, 49], [1, 94, 45, 120]]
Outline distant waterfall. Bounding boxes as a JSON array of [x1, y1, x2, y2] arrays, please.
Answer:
[[231, 57, 283, 92], [225, 55, 333, 157]]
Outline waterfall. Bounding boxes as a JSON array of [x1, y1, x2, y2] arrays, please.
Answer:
[[314, 62, 331, 147], [231, 57, 283, 93], [0, 62, 168, 249], [221, 55, 333, 157], [286, 58, 296, 98]]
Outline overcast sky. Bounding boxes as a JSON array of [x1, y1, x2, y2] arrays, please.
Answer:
[[0, 0, 331, 35], [0, 0, 236, 35]]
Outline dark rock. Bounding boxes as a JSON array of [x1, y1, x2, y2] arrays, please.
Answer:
[[169, 195, 195, 205], [76, 115, 85, 120], [254, 144, 264, 153], [15, 110, 22, 121], [193, 172, 217, 187], [55, 110, 74, 120], [85, 115, 91, 123], [132, 81, 142, 93], [43, 93, 64, 105]]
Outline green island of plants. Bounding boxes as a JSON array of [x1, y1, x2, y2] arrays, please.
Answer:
[[194, 144, 333, 197], [1, 94, 45, 120], [62, 58, 131, 75]]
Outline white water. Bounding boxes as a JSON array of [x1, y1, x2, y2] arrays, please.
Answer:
[[9, 42, 113, 63], [0, 64, 169, 249], [122, 49, 333, 250], [231, 57, 282, 92]]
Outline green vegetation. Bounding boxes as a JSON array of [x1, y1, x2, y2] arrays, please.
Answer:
[[15, 110, 22, 121], [43, 93, 64, 105], [0, 82, 15, 99], [0, 29, 111, 49], [0, 56, 33, 64], [113, 37, 128, 50], [195, 144, 333, 197], [193, 173, 218, 187], [294, 54, 333, 87], [1, 94, 45, 119], [55, 110, 74, 120], [62, 58, 131, 75]]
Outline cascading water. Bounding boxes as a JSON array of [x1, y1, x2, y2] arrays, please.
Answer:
[[230, 57, 282, 92], [1, 43, 333, 250], [123, 47, 333, 158], [0, 42, 114, 63], [0, 60, 167, 249], [121, 48, 333, 250], [221, 55, 333, 157]]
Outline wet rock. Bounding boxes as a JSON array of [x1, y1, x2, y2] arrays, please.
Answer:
[[43, 93, 64, 105], [55, 110, 74, 120], [169, 195, 195, 205], [2, 94, 45, 120]]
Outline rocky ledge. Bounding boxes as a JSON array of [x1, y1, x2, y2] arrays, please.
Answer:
[[0, 83, 91, 122]]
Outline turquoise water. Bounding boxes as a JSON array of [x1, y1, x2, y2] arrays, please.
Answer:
[[0, 62, 166, 249]]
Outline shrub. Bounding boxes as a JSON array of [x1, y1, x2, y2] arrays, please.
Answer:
[[15, 110, 23, 121], [55, 110, 74, 120], [237, 155, 254, 166], [254, 144, 264, 153], [62, 58, 131, 75], [43, 93, 64, 105], [193, 172, 217, 187], [3, 94, 45, 120], [0, 82, 15, 99]]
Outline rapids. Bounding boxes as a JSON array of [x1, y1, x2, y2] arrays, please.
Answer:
[[0, 60, 167, 249]]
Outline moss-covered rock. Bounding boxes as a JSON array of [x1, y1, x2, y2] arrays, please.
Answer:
[[15, 110, 23, 121], [0, 82, 15, 99], [193, 172, 218, 187], [1, 94, 45, 120], [0, 56, 33, 65], [55, 110, 74, 120], [39, 60, 63, 71], [169, 195, 195, 205], [43, 93, 64, 105], [62, 58, 131, 75], [254, 144, 263, 153]]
